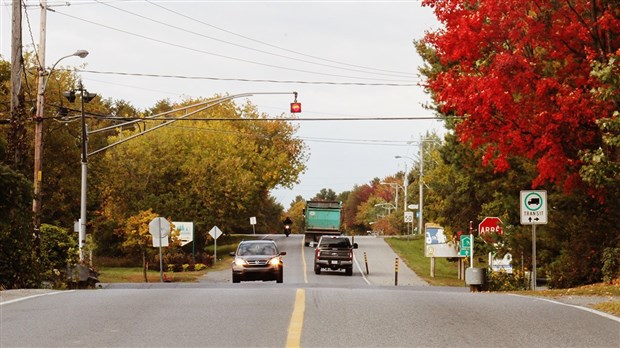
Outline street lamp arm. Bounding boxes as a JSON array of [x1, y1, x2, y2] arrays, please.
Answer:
[[88, 99, 215, 156], [89, 91, 296, 135], [88, 91, 298, 156], [89, 93, 251, 135], [39, 50, 89, 100]]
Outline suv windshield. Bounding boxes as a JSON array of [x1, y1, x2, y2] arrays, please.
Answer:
[[238, 242, 277, 256]]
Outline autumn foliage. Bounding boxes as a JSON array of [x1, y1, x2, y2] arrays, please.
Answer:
[[420, 0, 619, 193]]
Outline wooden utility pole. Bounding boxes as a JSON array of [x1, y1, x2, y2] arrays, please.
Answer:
[[9, 0, 27, 171], [33, 0, 48, 252]]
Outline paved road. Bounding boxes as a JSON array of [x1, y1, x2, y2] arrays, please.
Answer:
[[2, 234, 619, 347], [202, 235, 428, 287]]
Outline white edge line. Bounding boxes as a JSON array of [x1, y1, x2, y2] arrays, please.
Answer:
[[510, 294, 620, 323], [1, 290, 74, 306]]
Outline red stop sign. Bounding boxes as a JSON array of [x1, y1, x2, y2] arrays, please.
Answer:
[[478, 217, 503, 236]]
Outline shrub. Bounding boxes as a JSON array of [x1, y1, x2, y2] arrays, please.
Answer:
[[486, 270, 528, 291], [40, 224, 78, 288], [182, 264, 190, 272], [602, 247, 620, 284], [194, 263, 207, 271]]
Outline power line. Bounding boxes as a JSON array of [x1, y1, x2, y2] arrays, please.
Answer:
[[144, 0, 417, 77], [149, 124, 415, 147], [94, 0, 415, 79], [97, 115, 445, 122], [70, 69, 422, 86], [51, 9, 417, 82]]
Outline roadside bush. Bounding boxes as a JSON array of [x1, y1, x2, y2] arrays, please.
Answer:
[[548, 249, 601, 288], [602, 247, 620, 284], [152, 251, 214, 272], [486, 270, 528, 291], [40, 224, 78, 288], [94, 256, 141, 268]]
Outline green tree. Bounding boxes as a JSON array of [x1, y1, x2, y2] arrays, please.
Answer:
[[312, 188, 338, 201], [39, 224, 78, 287], [118, 209, 160, 282], [0, 163, 38, 289], [94, 97, 307, 235]]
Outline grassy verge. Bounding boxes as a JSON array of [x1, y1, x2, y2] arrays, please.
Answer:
[[97, 267, 206, 283], [386, 236, 465, 287], [97, 257, 234, 283], [527, 282, 620, 316], [97, 234, 248, 283], [386, 236, 620, 317]]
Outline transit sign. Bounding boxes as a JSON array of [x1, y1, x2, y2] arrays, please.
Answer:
[[520, 190, 548, 225]]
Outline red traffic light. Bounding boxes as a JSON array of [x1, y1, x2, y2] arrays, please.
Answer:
[[290, 102, 302, 113]]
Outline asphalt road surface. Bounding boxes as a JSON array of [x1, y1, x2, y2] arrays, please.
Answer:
[[2, 235, 619, 348]]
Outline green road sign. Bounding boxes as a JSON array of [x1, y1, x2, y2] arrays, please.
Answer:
[[460, 235, 471, 257]]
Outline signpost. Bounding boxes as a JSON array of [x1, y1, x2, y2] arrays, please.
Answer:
[[250, 216, 257, 234], [149, 217, 171, 282], [209, 226, 223, 262], [520, 190, 548, 290]]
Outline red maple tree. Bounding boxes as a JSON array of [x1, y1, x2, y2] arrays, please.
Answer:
[[421, 0, 619, 192]]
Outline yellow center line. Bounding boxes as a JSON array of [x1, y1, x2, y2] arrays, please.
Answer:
[[286, 288, 306, 348]]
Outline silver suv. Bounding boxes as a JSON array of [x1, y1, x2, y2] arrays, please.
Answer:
[[230, 240, 286, 283]]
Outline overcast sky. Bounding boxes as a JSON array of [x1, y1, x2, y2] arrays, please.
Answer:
[[1, 0, 444, 208]]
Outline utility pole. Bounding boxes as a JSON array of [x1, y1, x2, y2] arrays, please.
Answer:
[[9, 0, 27, 170], [418, 136, 424, 236], [33, 0, 48, 251]]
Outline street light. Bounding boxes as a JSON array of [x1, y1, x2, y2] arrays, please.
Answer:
[[33, 50, 89, 253], [395, 155, 414, 234], [63, 80, 96, 262], [380, 182, 403, 211], [374, 202, 396, 215], [395, 154, 422, 235]]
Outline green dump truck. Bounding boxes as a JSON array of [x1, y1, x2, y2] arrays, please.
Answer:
[[303, 201, 343, 246]]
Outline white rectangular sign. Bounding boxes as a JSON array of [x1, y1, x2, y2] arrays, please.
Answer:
[[425, 224, 459, 257], [173, 221, 194, 246], [152, 236, 169, 247], [520, 190, 548, 225], [404, 211, 414, 223]]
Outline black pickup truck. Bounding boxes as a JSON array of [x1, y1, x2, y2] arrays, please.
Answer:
[[313, 235, 358, 276]]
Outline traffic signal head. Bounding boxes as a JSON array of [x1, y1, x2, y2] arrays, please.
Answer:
[[290, 102, 301, 113]]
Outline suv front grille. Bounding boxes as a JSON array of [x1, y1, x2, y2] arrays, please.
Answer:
[[246, 260, 269, 266]]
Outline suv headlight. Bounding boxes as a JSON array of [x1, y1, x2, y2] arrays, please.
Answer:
[[234, 258, 248, 266], [269, 257, 281, 266]]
